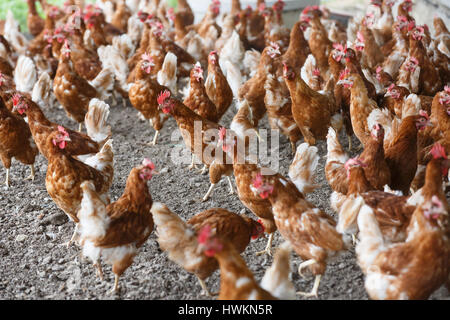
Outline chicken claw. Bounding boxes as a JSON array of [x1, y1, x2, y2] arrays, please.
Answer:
[[297, 275, 321, 298], [255, 233, 274, 256], [24, 165, 35, 181], [197, 277, 217, 297], [200, 164, 208, 175]]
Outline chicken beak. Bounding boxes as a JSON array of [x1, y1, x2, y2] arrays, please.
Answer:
[[426, 120, 433, 127], [384, 91, 392, 97]]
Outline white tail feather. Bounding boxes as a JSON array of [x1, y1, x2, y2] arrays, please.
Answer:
[[157, 52, 178, 93], [14, 55, 37, 93], [85, 98, 111, 143], [288, 143, 320, 194]]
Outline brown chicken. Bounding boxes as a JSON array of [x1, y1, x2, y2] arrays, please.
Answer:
[[110, 0, 131, 33], [44, 128, 114, 246], [356, 149, 450, 300], [357, 20, 384, 70], [78, 159, 155, 292], [325, 124, 390, 199], [384, 113, 432, 195], [151, 202, 265, 296], [205, 51, 233, 123], [128, 53, 169, 145], [27, 0, 45, 37], [0, 96, 38, 187], [238, 44, 278, 127], [53, 39, 96, 124], [13, 94, 110, 160], [264, 65, 301, 153], [196, 224, 277, 300], [251, 171, 349, 297], [157, 91, 234, 201], [184, 62, 218, 122], [283, 61, 340, 145], [301, 6, 332, 80]]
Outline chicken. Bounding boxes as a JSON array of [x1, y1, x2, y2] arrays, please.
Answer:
[[238, 43, 278, 127], [344, 48, 377, 101], [53, 40, 113, 131], [357, 20, 384, 70], [14, 94, 110, 161], [205, 51, 233, 123], [26, 0, 45, 38], [245, 1, 266, 51], [44, 128, 114, 246], [264, 66, 301, 153], [356, 154, 450, 299], [384, 113, 433, 195], [157, 91, 234, 201], [4, 10, 29, 56], [78, 159, 155, 292], [183, 62, 218, 122], [430, 86, 450, 141], [337, 71, 379, 148], [325, 124, 390, 200], [283, 61, 340, 146], [128, 53, 169, 145], [251, 171, 349, 297], [301, 6, 332, 80], [175, 0, 194, 28], [110, 0, 132, 33], [227, 140, 320, 257], [0, 96, 38, 187], [196, 224, 276, 300], [151, 202, 265, 296]]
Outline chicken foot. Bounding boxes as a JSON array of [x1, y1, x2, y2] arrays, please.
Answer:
[[197, 277, 217, 297], [297, 275, 321, 298], [255, 233, 274, 256], [24, 164, 35, 181]]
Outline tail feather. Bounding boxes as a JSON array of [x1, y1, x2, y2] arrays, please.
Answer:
[[336, 195, 364, 235], [32, 72, 52, 108], [222, 60, 243, 99], [260, 241, 296, 300], [151, 202, 202, 271], [14, 55, 37, 93], [112, 34, 135, 60], [82, 139, 114, 186], [288, 143, 320, 194], [402, 93, 421, 118], [85, 98, 111, 144], [355, 204, 385, 273], [157, 52, 178, 93], [4, 10, 28, 55], [243, 49, 261, 78], [78, 180, 110, 242], [326, 127, 348, 164], [89, 67, 115, 100], [98, 45, 129, 92]]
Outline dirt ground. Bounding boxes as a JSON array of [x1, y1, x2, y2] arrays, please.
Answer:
[[0, 96, 449, 300]]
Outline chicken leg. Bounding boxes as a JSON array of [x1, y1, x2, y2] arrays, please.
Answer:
[[110, 274, 120, 293], [298, 259, 317, 278], [24, 164, 35, 181], [4, 168, 10, 188], [94, 261, 104, 280], [297, 275, 321, 298], [202, 183, 215, 202], [255, 233, 274, 256], [226, 176, 234, 194], [147, 130, 159, 146], [197, 277, 217, 297]]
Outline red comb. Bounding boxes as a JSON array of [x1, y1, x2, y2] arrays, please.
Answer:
[[339, 68, 350, 80], [430, 143, 447, 160], [313, 68, 321, 77], [142, 158, 155, 169], [252, 172, 263, 188], [12, 93, 21, 106], [444, 85, 450, 93], [419, 110, 429, 120], [197, 225, 212, 244], [157, 90, 171, 105]]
